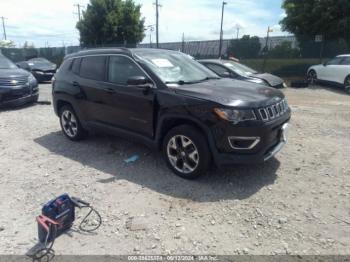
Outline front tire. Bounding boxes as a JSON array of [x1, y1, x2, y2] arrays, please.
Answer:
[[307, 70, 317, 85], [59, 105, 87, 141], [162, 125, 210, 179]]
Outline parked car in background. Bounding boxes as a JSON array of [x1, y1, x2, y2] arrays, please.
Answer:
[[199, 59, 287, 89], [52, 48, 291, 179], [17, 57, 57, 82], [307, 54, 350, 93], [0, 55, 38, 107]]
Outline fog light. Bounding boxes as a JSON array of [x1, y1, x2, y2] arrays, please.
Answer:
[[228, 136, 260, 150]]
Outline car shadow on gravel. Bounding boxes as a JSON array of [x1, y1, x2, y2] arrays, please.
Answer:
[[34, 132, 280, 202], [308, 83, 350, 95]]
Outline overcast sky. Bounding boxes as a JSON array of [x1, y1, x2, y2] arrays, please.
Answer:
[[0, 0, 288, 48]]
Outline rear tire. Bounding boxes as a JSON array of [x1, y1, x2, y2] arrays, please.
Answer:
[[344, 76, 350, 94], [307, 70, 317, 85], [59, 105, 87, 141]]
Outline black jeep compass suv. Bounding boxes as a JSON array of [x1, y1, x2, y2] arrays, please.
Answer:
[[52, 48, 291, 179]]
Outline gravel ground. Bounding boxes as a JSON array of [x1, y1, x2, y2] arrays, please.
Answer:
[[0, 83, 349, 255]]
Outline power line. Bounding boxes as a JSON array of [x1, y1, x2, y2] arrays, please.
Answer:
[[1, 16, 7, 40]]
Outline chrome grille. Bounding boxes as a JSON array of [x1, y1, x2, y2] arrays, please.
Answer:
[[0, 76, 28, 87], [258, 99, 289, 121]]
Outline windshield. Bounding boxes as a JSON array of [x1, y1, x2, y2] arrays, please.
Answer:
[[0, 56, 17, 69], [223, 61, 258, 76], [134, 50, 219, 84]]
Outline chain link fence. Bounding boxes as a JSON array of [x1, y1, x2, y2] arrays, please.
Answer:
[[1, 36, 349, 78]]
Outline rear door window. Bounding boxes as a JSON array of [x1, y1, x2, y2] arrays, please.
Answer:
[[79, 56, 106, 81]]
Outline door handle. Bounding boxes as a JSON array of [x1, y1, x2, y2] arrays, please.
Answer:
[[104, 88, 116, 94], [72, 81, 80, 87]]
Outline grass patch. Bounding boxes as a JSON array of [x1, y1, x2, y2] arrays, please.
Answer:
[[242, 58, 322, 77]]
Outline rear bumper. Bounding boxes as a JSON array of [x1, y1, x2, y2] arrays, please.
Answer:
[[33, 72, 54, 82]]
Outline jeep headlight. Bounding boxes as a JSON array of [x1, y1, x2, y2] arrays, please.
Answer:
[[214, 108, 256, 124]]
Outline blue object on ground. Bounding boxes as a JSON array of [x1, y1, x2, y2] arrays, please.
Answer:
[[124, 155, 140, 164]]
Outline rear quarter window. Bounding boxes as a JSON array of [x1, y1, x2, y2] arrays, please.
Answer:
[[71, 58, 81, 75], [58, 59, 72, 73]]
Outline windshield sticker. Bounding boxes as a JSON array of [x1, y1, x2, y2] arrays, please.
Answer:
[[224, 63, 234, 67], [151, 59, 174, 68]]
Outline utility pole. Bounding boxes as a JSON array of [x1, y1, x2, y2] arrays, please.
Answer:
[[1, 16, 7, 40], [181, 32, 185, 53], [74, 4, 83, 21], [145, 25, 155, 48], [262, 26, 272, 71], [218, 1, 227, 58], [154, 0, 161, 48], [235, 24, 240, 40]]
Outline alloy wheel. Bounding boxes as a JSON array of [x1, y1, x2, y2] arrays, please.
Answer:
[[61, 110, 78, 138], [166, 135, 199, 174], [307, 71, 317, 84]]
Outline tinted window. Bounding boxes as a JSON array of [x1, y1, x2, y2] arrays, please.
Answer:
[[71, 58, 81, 74], [80, 56, 106, 81], [108, 56, 146, 85], [59, 59, 72, 72], [326, 57, 343, 65], [341, 57, 350, 65], [205, 63, 230, 77]]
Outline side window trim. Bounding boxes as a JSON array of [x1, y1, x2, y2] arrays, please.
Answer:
[[66, 54, 156, 88]]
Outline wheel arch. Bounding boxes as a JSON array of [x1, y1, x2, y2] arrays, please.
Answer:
[[56, 99, 72, 114], [155, 114, 218, 161]]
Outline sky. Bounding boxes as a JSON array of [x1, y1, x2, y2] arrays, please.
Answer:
[[0, 0, 288, 48]]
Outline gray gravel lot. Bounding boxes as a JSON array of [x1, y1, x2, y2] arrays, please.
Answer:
[[0, 83, 349, 255]]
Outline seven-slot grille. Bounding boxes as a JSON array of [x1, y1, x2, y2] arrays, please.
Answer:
[[258, 99, 288, 121], [0, 76, 28, 87]]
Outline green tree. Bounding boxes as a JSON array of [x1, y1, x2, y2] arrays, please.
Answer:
[[280, 0, 350, 46], [77, 0, 145, 47], [226, 35, 261, 59], [0, 40, 16, 48], [268, 41, 300, 58]]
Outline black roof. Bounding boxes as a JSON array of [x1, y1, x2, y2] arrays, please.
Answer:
[[65, 48, 182, 60]]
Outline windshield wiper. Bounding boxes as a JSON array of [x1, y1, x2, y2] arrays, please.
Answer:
[[165, 80, 195, 85], [165, 77, 220, 85]]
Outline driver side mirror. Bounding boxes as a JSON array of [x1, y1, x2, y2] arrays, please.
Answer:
[[127, 76, 153, 90], [127, 76, 150, 85]]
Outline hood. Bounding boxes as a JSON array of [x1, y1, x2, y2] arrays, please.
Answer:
[[170, 78, 284, 108], [253, 73, 284, 87], [29, 62, 57, 71], [0, 68, 30, 78]]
